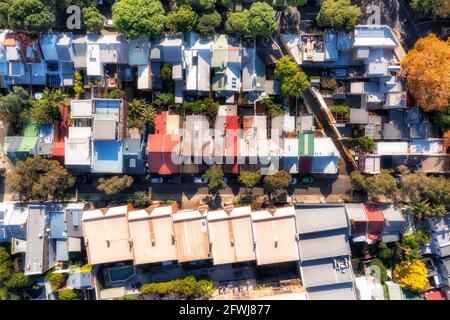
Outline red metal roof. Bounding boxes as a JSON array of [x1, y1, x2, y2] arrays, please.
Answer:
[[155, 112, 168, 134], [424, 291, 446, 300], [147, 134, 180, 175], [52, 141, 65, 158], [364, 204, 385, 234]]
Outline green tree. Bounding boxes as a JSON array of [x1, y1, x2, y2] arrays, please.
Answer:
[[0, 86, 33, 129], [263, 170, 291, 196], [5, 272, 31, 289], [97, 176, 134, 196], [259, 97, 284, 118], [365, 170, 397, 200], [154, 93, 175, 108], [45, 272, 66, 291], [275, 56, 299, 80], [112, 0, 166, 39], [196, 11, 221, 37], [177, 0, 216, 13], [127, 99, 157, 129], [436, 106, 450, 132], [117, 294, 141, 300], [74, 72, 85, 98], [410, 0, 450, 19], [82, 5, 105, 33], [224, 10, 251, 37], [248, 2, 276, 37], [203, 164, 227, 195], [316, 0, 361, 31], [350, 170, 367, 192], [192, 98, 219, 118], [238, 170, 261, 194], [430, 203, 447, 218], [355, 136, 374, 152], [8, 0, 55, 32], [128, 191, 151, 208], [6, 156, 75, 201], [58, 288, 78, 300], [107, 89, 125, 99], [411, 199, 431, 220], [29, 88, 67, 125], [280, 70, 310, 98], [166, 5, 198, 33], [0, 1, 11, 28]]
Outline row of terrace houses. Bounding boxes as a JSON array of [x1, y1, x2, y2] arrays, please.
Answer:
[[80, 202, 408, 299], [0, 31, 279, 103], [147, 111, 339, 176]]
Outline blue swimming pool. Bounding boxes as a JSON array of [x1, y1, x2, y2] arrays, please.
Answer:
[[94, 141, 121, 161]]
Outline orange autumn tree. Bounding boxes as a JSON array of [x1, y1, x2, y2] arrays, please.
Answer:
[[401, 34, 450, 112]]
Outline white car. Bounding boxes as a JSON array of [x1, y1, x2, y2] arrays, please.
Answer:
[[104, 19, 114, 28], [150, 177, 163, 184], [194, 177, 207, 184]]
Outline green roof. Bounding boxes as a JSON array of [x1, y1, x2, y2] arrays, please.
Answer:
[[299, 133, 314, 156], [211, 35, 228, 68], [19, 137, 38, 152], [22, 124, 38, 137]]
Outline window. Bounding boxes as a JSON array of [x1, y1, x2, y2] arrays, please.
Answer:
[[0, 228, 5, 239], [129, 159, 136, 168], [0, 211, 4, 225]]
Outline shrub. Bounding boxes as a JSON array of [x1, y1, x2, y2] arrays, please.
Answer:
[[128, 192, 150, 208], [140, 277, 215, 299], [45, 272, 66, 291], [58, 288, 78, 300], [369, 258, 388, 283]]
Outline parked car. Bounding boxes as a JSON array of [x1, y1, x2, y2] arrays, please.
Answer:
[[104, 19, 114, 28], [150, 177, 164, 184], [290, 178, 298, 185], [194, 177, 208, 184], [301, 177, 314, 184]]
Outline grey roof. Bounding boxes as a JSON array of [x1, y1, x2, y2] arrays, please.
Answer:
[[307, 283, 356, 300], [349, 108, 369, 124], [428, 215, 450, 233], [66, 208, 83, 238], [295, 205, 348, 234], [68, 270, 93, 289], [383, 122, 408, 140], [298, 230, 351, 261], [122, 139, 141, 155], [4, 137, 23, 152], [300, 258, 354, 288], [385, 281, 404, 300], [56, 239, 69, 261], [379, 204, 406, 236], [241, 48, 266, 92], [345, 203, 367, 221], [25, 206, 47, 276], [37, 141, 52, 156]]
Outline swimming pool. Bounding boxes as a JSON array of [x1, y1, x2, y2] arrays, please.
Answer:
[[108, 266, 136, 283]]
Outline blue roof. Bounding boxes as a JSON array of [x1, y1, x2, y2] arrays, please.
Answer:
[[56, 239, 69, 261], [92, 140, 124, 173], [49, 211, 66, 239], [94, 99, 121, 115], [38, 124, 54, 143], [40, 33, 58, 61]]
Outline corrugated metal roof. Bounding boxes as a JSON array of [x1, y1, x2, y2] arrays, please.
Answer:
[[295, 205, 348, 234]]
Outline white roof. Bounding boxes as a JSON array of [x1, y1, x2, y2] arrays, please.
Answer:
[[86, 43, 102, 76], [314, 137, 338, 156], [374, 142, 409, 155], [137, 64, 151, 90], [283, 138, 298, 157], [68, 126, 91, 139], [65, 136, 91, 166], [353, 25, 399, 48], [0, 202, 28, 225], [71, 100, 93, 118]]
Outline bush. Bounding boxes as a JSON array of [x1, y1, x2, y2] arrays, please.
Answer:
[[58, 288, 78, 300], [140, 277, 215, 299], [45, 272, 66, 291], [117, 294, 141, 300], [108, 89, 125, 99], [128, 192, 150, 208], [355, 136, 374, 152], [320, 77, 338, 91]]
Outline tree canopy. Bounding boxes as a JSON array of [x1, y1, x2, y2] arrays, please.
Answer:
[[0, 86, 33, 130], [58, 288, 78, 300], [436, 106, 450, 132], [29, 88, 67, 126], [410, 0, 450, 19], [203, 164, 226, 194], [0, 246, 31, 300], [350, 170, 397, 200], [127, 99, 157, 129], [177, 0, 216, 13], [6, 156, 75, 201], [280, 70, 309, 98], [316, 0, 361, 31], [112, 0, 166, 39], [7, 0, 55, 32], [97, 175, 134, 195], [82, 6, 105, 33], [166, 5, 198, 33], [393, 260, 428, 293], [238, 170, 261, 192], [400, 34, 450, 112], [248, 2, 276, 37], [263, 170, 291, 195], [225, 10, 251, 37], [196, 11, 221, 37]]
